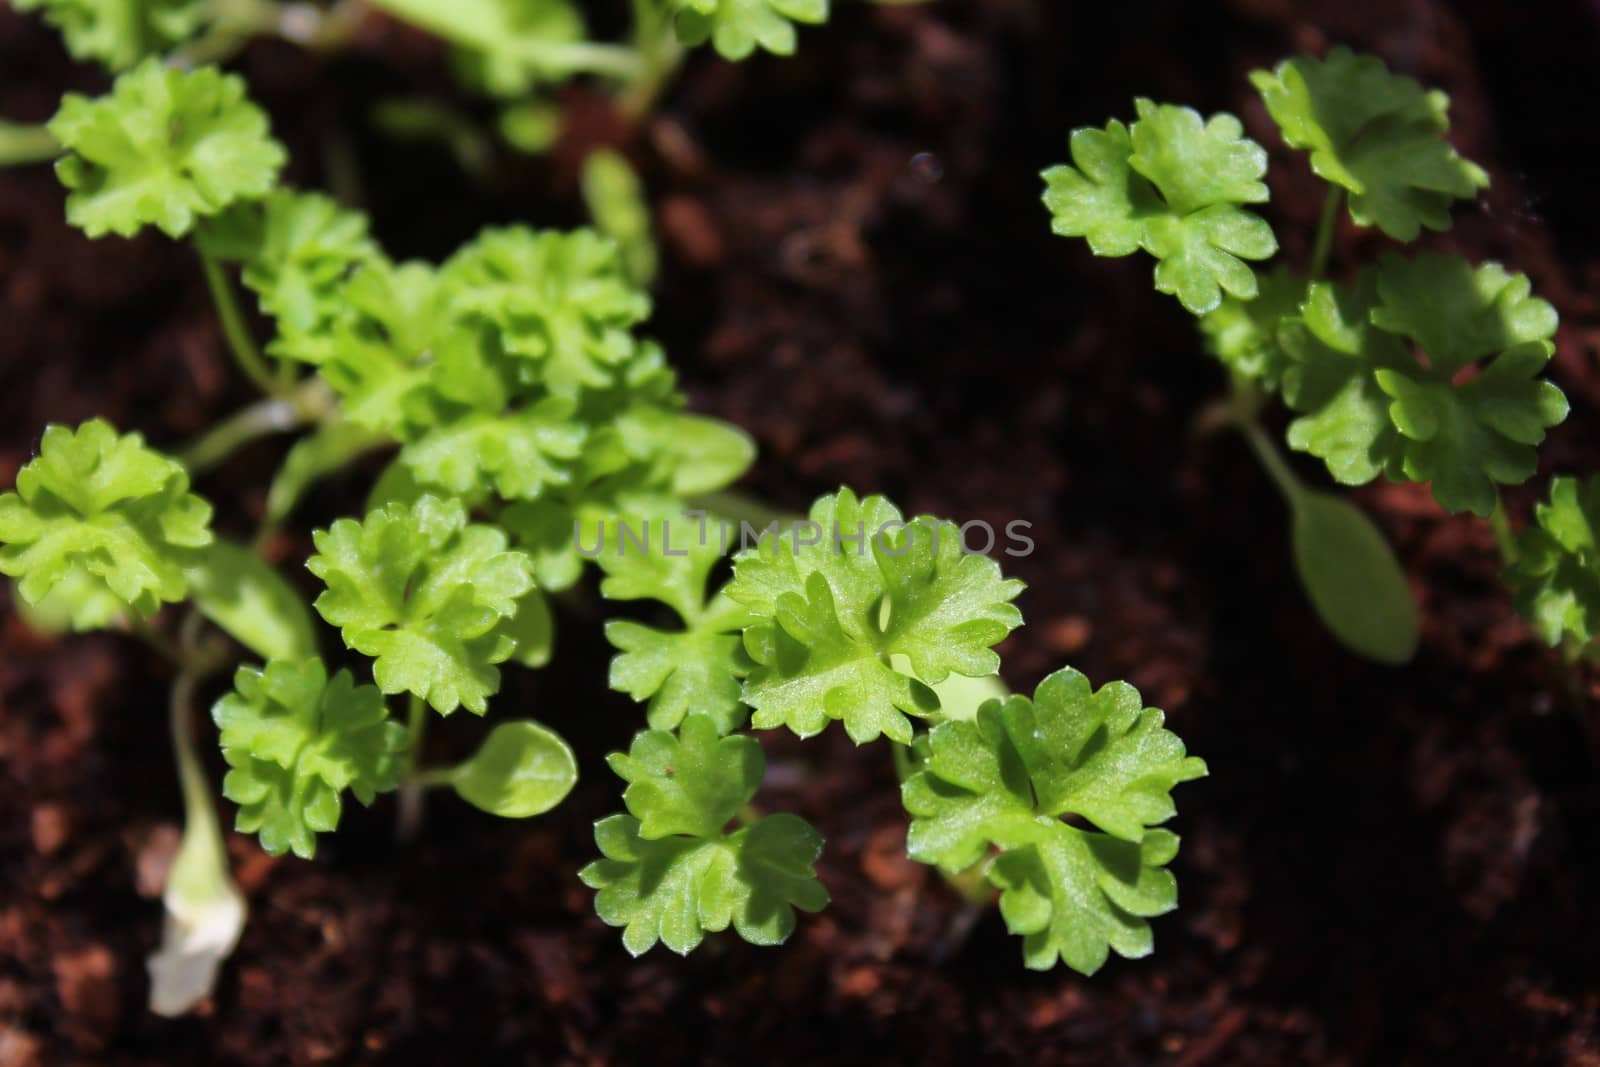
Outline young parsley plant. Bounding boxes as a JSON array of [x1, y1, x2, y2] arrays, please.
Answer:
[[1042, 47, 1568, 666]]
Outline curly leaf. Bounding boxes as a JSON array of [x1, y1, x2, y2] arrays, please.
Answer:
[[902, 669, 1206, 973], [14, 0, 204, 71], [50, 60, 285, 239], [199, 189, 379, 342], [441, 226, 650, 394], [727, 488, 1024, 745], [1505, 476, 1600, 647], [580, 715, 828, 955], [288, 261, 455, 437], [1043, 101, 1275, 315], [671, 0, 829, 60], [213, 658, 405, 859], [1251, 47, 1488, 241], [1198, 267, 1307, 389], [399, 397, 585, 501], [0, 419, 212, 620], [307, 495, 534, 714], [596, 505, 753, 732], [1281, 274, 1411, 486], [1370, 254, 1566, 516], [608, 714, 761, 839]]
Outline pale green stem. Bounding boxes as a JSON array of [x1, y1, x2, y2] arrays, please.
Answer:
[[180, 398, 296, 474], [396, 694, 429, 841], [1489, 494, 1517, 565], [195, 245, 283, 399], [1236, 414, 1304, 505], [619, 0, 684, 120], [891, 740, 915, 782], [169, 667, 227, 873], [1309, 187, 1344, 279], [688, 489, 801, 530], [0, 120, 59, 167], [523, 40, 645, 80], [179, 378, 336, 475]]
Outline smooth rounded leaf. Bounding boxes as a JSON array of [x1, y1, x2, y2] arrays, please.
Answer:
[[187, 540, 316, 662], [1290, 490, 1418, 664], [451, 720, 577, 818]]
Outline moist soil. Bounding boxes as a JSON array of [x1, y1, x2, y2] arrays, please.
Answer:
[[2, 1, 1599, 1063]]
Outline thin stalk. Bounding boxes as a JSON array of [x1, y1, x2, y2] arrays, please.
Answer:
[[891, 740, 915, 783], [0, 120, 59, 167], [619, 0, 684, 121], [180, 397, 298, 474], [523, 40, 645, 80], [1308, 186, 1344, 279], [1489, 494, 1518, 565], [169, 668, 226, 873], [689, 489, 801, 531], [1236, 414, 1303, 504], [195, 245, 283, 398], [396, 693, 429, 842]]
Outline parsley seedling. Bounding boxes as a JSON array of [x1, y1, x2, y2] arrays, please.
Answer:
[[1043, 47, 1567, 665]]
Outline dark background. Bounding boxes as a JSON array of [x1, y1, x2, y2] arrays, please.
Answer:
[[2, 0, 1598, 1062]]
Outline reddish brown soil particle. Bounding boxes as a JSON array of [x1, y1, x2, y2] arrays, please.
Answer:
[[3, 0, 1600, 1064]]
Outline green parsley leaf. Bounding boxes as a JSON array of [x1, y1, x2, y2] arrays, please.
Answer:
[[14, 0, 204, 72], [1280, 273, 1411, 486], [398, 396, 586, 501], [198, 189, 380, 342], [50, 61, 286, 239], [726, 488, 1024, 745], [1505, 476, 1600, 647], [580, 714, 829, 954], [371, 0, 589, 98], [1043, 100, 1277, 315], [307, 495, 535, 715], [0, 419, 212, 621], [596, 503, 754, 733], [1369, 253, 1566, 517], [902, 668, 1206, 973], [441, 226, 650, 394], [213, 657, 406, 859], [671, 0, 829, 60], [1251, 47, 1489, 241], [1198, 266, 1307, 389]]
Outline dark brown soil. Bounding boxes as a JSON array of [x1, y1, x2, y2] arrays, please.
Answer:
[[3, 1, 1600, 1063]]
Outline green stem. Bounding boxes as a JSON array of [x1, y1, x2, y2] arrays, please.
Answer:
[[179, 395, 300, 474], [196, 378, 335, 476], [619, 0, 684, 120], [523, 40, 645, 80], [396, 694, 429, 842], [169, 665, 226, 867], [1489, 494, 1517, 565], [0, 120, 59, 167], [891, 740, 915, 783], [1236, 414, 1304, 505], [195, 245, 283, 399], [689, 489, 800, 531], [1308, 186, 1344, 279]]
